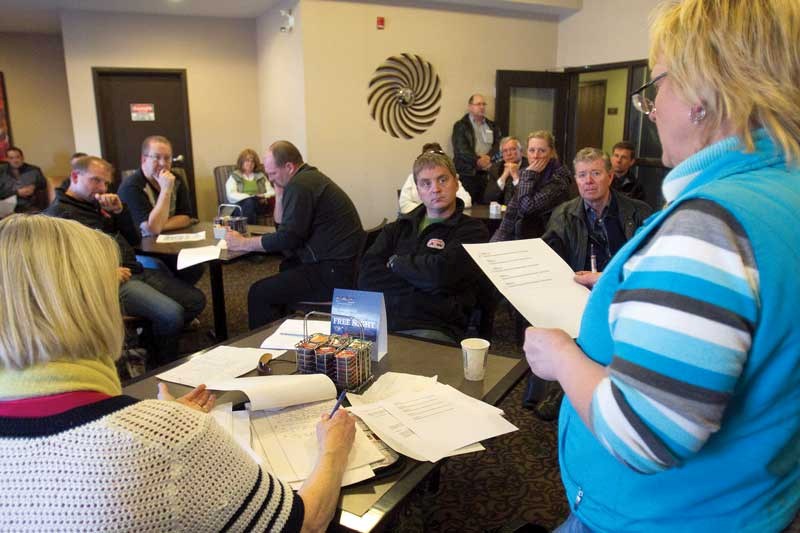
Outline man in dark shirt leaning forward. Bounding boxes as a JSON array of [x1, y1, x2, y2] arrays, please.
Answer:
[[226, 141, 364, 329]]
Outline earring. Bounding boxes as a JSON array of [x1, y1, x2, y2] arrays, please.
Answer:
[[690, 106, 707, 124]]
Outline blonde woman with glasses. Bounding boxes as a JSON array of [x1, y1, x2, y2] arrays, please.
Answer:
[[524, 1, 800, 531]]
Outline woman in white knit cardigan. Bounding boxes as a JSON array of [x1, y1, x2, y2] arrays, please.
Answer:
[[0, 214, 354, 532]]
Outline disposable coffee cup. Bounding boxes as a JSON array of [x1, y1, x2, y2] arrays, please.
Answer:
[[461, 338, 490, 381], [489, 201, 501, 218]]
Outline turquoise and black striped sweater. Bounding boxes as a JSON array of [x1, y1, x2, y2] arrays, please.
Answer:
[[560, 130, 800, 532]]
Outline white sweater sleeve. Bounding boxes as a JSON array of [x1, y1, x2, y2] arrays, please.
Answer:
[[226, 175, 250, 203]]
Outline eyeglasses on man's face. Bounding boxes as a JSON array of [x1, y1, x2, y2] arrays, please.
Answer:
[[144, 153, 172, 164], [631, 72, 668, 116]]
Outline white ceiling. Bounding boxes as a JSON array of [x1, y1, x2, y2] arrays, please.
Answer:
[[0, 0, 580, 34]]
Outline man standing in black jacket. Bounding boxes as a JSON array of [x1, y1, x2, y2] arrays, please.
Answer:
[[226, 141, 364, 329], [44, 156, 205, 365], [358, 150, 489, 342], [451, 94, 502, 204]]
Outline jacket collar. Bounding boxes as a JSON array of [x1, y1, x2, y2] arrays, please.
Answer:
[[400, 197, 467, 228]]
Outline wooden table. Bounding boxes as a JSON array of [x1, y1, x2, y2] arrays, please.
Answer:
[[123, 322, 528, 532], [136, 221, 274, 341]]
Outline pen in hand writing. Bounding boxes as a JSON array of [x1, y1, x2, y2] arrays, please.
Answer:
[[329, 390, 347, 418]]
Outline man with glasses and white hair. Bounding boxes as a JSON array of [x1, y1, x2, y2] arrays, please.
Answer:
[[359, 150, 488, 342], [483, 136, 528, 205]]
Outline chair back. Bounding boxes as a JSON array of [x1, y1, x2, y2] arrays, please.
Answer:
[[214, 165, 236, 206]]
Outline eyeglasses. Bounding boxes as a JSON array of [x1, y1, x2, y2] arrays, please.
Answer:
[[415, 149, 446, 161], [144, 153, 172, 164], [631, 72, 668, 116]]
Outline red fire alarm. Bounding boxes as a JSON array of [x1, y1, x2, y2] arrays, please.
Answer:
[[377, 16, 385, 30]]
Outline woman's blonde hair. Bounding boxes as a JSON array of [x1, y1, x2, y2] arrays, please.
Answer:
[[527, 130, 559, 160], [650, 0, 800, 162], [0, 215, 124, 370]]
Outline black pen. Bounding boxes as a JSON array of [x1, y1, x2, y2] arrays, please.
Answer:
[[329, 390, 347, 418]]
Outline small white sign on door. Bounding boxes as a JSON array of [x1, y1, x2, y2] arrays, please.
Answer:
[[130, 103, 155, 122]]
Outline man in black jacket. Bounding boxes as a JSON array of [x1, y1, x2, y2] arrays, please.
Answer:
[[44, 156, 205, 365], [451, 94, 502, 204], [226, 141, 364, 329], [358, 150, 489, 341], [544, 147, 653, 281], [0, 146, 49, 215]]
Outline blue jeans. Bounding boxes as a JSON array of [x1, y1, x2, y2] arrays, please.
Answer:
[[120, 268, 206, 364], [553, 513, 593, 533], [136, 255, 205, 286]]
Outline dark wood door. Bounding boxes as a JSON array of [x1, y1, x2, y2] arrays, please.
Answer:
[[93, 68, 196, 216], [575, 81, 606, 151], [495, 70, 571, 162]]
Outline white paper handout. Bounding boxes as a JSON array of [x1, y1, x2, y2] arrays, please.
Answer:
[[156, 231, 206, 243], [463, 238, 590, 337], [250, 398, 384, 485], [260, 319, 331, 350], [157, 346, 281, 388], [210, 402, 261, 464], [206, 374, 337, 411], [177, 244, 221, 269]]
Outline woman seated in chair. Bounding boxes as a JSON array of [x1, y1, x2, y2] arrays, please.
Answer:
[[0, 214, 356, 532], [226, 148, 275, 224], [490, 130, 572, 242]]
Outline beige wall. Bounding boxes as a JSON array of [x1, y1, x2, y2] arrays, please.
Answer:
[[578, 68, 627, 154], [60, 11, 260, 220], [0, 32, 74, 178], [298, 0, 559, 227], [556, 0, 660, 67], [257, 0, 307, 156]]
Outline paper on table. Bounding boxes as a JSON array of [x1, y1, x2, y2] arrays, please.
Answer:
[[210, 402, 262, 464], [346, 372, 438, 406], [207, 374, 337, 411], [383, 388, 517, 457], [463, 238, 590, 337], [156, 231, 206, 243], [157, 346, 281, 388], [260, 319, 331, 350], [251, 398, 383, 483], [177, 245, 221, 270]]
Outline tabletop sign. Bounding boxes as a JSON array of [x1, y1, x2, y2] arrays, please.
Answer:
[[130, 103, 155, 122], [330, 288, 388, 361]]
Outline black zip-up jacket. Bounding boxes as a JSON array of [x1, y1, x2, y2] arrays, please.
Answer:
[[358, 199, 489, 340], [542, 191, 654, 271], [451, 113, 502, 178], [259, 164, 363, 264], [43, 189, 144, 273]]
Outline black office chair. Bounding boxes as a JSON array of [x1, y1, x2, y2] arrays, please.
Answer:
[[287, 218, 389, 315]]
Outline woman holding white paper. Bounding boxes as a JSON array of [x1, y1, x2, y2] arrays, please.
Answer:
[[524, 1, 800, 531], [0, 214, 355, 532]]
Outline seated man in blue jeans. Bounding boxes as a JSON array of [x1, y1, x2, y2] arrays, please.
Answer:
[[44, 156, 206, 366]]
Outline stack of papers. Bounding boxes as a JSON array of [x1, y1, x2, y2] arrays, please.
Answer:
[[158, 345, 283, 388], [347, 373, 518, 462], [260, 319, 331, 350]]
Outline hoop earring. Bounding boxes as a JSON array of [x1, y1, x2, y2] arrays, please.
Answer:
[[690, 106, 707, 124]]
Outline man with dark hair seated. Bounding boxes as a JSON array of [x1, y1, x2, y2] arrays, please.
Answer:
[[45, 156, 206, 366], [0, 146, 49, 215], [358, 150, 489, 342], [610, 140, 645, 201]]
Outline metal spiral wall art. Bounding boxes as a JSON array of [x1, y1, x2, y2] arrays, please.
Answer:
[[368, 53, 442, 140]]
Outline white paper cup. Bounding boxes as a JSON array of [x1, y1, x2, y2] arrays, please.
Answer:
[[461, 338, 490, 381]]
